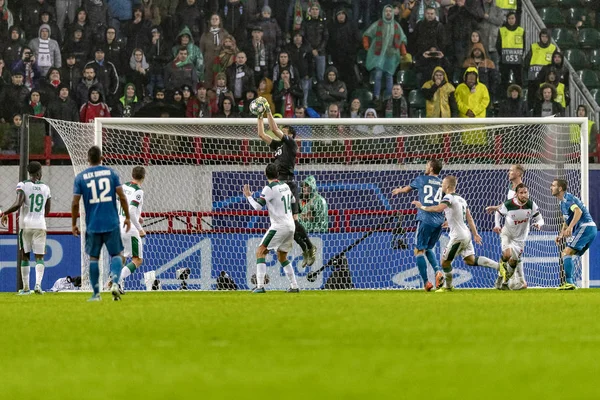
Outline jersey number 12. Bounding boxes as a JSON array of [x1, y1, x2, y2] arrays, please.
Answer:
[[86, 178, 113, 204]]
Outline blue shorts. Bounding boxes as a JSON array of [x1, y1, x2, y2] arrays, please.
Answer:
[[568, 225, 597, 256], [85, 228, 123, 258], [414, 221, 443, 251]]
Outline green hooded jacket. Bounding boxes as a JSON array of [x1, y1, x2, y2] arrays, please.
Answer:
[[299, 176, 328, 233], [172, 26, 204, 81]]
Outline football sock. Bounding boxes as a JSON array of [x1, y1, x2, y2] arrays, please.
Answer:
[[35, 261, 45, 286], [282, 260, 298, 289], [90, 260, 100, 295], [474, 256, 499, 270], [110, 256, 123, 284], [256, 258, 266, 288], [515, 261, 525, 281], [443, 266, 453, 288], [563, 255, 574, 284], [120, 262, 137, 281], [425, 249, 440, 273], [294, 220, 313, 250], [416, 254, 428, 284], [21, 260, 30, 290]]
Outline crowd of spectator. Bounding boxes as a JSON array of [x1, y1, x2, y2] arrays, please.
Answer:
[[0, 0, 597, 155]]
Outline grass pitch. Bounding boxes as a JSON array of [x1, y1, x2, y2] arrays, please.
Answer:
[[1, 290, 599, 399]]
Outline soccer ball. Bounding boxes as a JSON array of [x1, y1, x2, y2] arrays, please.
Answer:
[[249, 98, 267, 116]]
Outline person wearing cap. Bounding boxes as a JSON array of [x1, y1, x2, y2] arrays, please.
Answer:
[[245, 25, 273, 86], [47, 84, 79, 137], [28, 24, 62, 77], [257, 6, 283, 55], [84, 46, 120, 104], [59, 53, 82, 93], [79, 85, 111, 122], [0, 71, 29, 123]]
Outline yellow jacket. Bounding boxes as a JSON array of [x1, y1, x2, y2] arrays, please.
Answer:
[[455, 67, 490, 145]]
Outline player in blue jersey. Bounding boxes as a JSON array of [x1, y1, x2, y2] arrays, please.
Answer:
[[392, 159, 445, 291], [551, 179, 597, 290], [71, 146, 131, 301]]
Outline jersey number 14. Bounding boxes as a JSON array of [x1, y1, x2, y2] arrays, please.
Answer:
[[281, 194, 292, 214], [423, 185, 442, 205]]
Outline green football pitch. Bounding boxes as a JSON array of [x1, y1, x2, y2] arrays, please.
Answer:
[[1, 290, 599, 399]]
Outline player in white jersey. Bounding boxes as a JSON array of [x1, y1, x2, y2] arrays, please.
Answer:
[[494, 183, 544, 288], [485, 164, 528, 289], [0, 162, 51, 295], [412, 176, 499, 291], [115, 166, 146, 292], [244, 163, 299, 293]]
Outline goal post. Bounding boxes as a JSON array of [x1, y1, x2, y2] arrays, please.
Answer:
[[46, 116, 591, 290]]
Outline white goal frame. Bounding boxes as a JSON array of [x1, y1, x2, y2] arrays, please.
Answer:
[[89, 117, 590, 289]]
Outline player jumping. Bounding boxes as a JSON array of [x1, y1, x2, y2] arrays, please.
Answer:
[[392, 159, 444, 291], [244, 163, 300, 293], [412, 176, 499, 292], [551, 179, 597, 290], [494, 183, 544, 289], [1, 162, 51, 295]]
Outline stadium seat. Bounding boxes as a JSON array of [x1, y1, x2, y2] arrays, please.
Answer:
[[589, 89, 600, 105], [356, 49, 367, 66], [351, 88, 374, 108], [565, 7, 586, 25], [408, 89, 426, 109], [531, 0, 555, 7], [551, 28, 577, 49], [577, 28, 600, 49], [588, 49, 600, 70], [397, 69, 419, 91], [452, 69, 463, 86], [557, 0, 583, 8], [576, 69, 600, 89], [537, 8, 566, 27], [564, 48, 589, 70]]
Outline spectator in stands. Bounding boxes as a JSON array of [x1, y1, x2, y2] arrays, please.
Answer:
[[240, 89, 258, 117], [257, 77, 274, 112], [287, 0, 311, 33], [273, 68, 303, 118], [272, 51, 300, 86], [124, 6, 153, 57], [1, 113, 21, 153], [357, 108, 386, 134], [532, 83, 563, 118], [317, 66, 347, 112], [285, 30, 312, 108], [302, 3, 328, 82], [173, 27, 204, 82], [146, 27, 170, 99], [327, 8, 360, 93], [107, 0, 135, 36], [537, 50, 569, 93], [175, 0, 205, 45], [462, 43, 499, 100], [21, 89, 47, 120], [344, 97, 364, 118], [61, 28, 88, 66], [572, 105, 598, 161], [540, 67, 567, 110], [199, 13, 228, 88], [39, 67, 63, 104], [222, 0, 249, 46], [214, 72, 230, 99], [140, 0, 161, 27], [60, 54, 82, 93], [446, 0, 480, 69], [478, 0, 503, 67], [326, 102, 340, 118], [299, 175, 328, 233], [497, 11, 524, 92], [28, 25, 62, 77], [227, 51, 255, 102], [0, 58, 10, 91], [76, 65, 105, 107], [406, 0, 440, 46], [383, 83, 408, 118], [455, 67, 489, 119], [498, 83, 528, 117], [39, 11, 62, 42], [12, 48, 43, 91], [85, 47, 120, 105], [422, 66, 457, 118], [56, 0, 80, 39], [114, 82, 143, 117], [0, 0, 15, 42], [523, 28, 555, 108], [83, 0, 109, 44], [80, 87, 111, 122], [215, 95, 240, 117], [65, 8, 92, 49], [257, 6, 283, 55], [213, 34, 239, 79], [414, 6, 445, 58], [170, 88, 186, 113], [182, 84, 193, 105], [245, 25, 273, 86], [3, 27, 25, 70], [164, 46, 198, 92], [126, 48, 150, 99], [363, 5, 407, 102], [24, 0, 56, 41], [415, 46, 450, 86], [186, 83, 211, 117], [46, 84, 78, 150], [101, 27, 127, 78]]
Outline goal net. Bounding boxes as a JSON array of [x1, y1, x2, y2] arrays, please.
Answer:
[[45, 117, 590, 290]]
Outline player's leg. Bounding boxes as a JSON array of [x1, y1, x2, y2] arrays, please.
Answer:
[[426, 224, 443, 288], [559, 225, 597, 290], [510, 261, 527, 290], [85, 232, 103, 300], [32, 229, 47, 294], [119, 233, 142, 287], [254, 244, 269, 292], [17, 229, 32, 294], [278, 230, 299, 292], [287, 180, 315, 266], [104, 228, 125, 301], [414, 222, 433, 290], [437, 240, 462, 292]]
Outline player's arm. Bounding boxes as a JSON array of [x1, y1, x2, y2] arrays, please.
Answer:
[[71, 194, 81, 236], [0, 190, 26, 225], [531, 203, 544, 230], [116, 186, 131, 233], [257, 114, 273, 145], [265, 109, 284, 140], [391, 185, 412, 196], [563, 205, 582, 237], [466, 208, 482, 244], [129, 190, 145, 236], [485, 204, 502, 214], [243, 184, 266, 210], [411, 200, 448, 213], [45, 197, 52, 217]]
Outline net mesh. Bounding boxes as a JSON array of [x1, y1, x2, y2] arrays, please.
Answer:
[[45, 118, 586, 290]]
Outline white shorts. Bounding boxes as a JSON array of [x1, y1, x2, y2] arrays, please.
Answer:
[[501, 234, 524, 261], [122, 231, 143, 258], [260, 226, 294, 253], [442, 237, 474, 262], [19, 229, 47, 255]]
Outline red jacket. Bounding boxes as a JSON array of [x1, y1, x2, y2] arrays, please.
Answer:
[[80, 101, 111, 122]]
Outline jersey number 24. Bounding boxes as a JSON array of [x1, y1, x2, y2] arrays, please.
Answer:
[[423, 185, 442, 205]]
